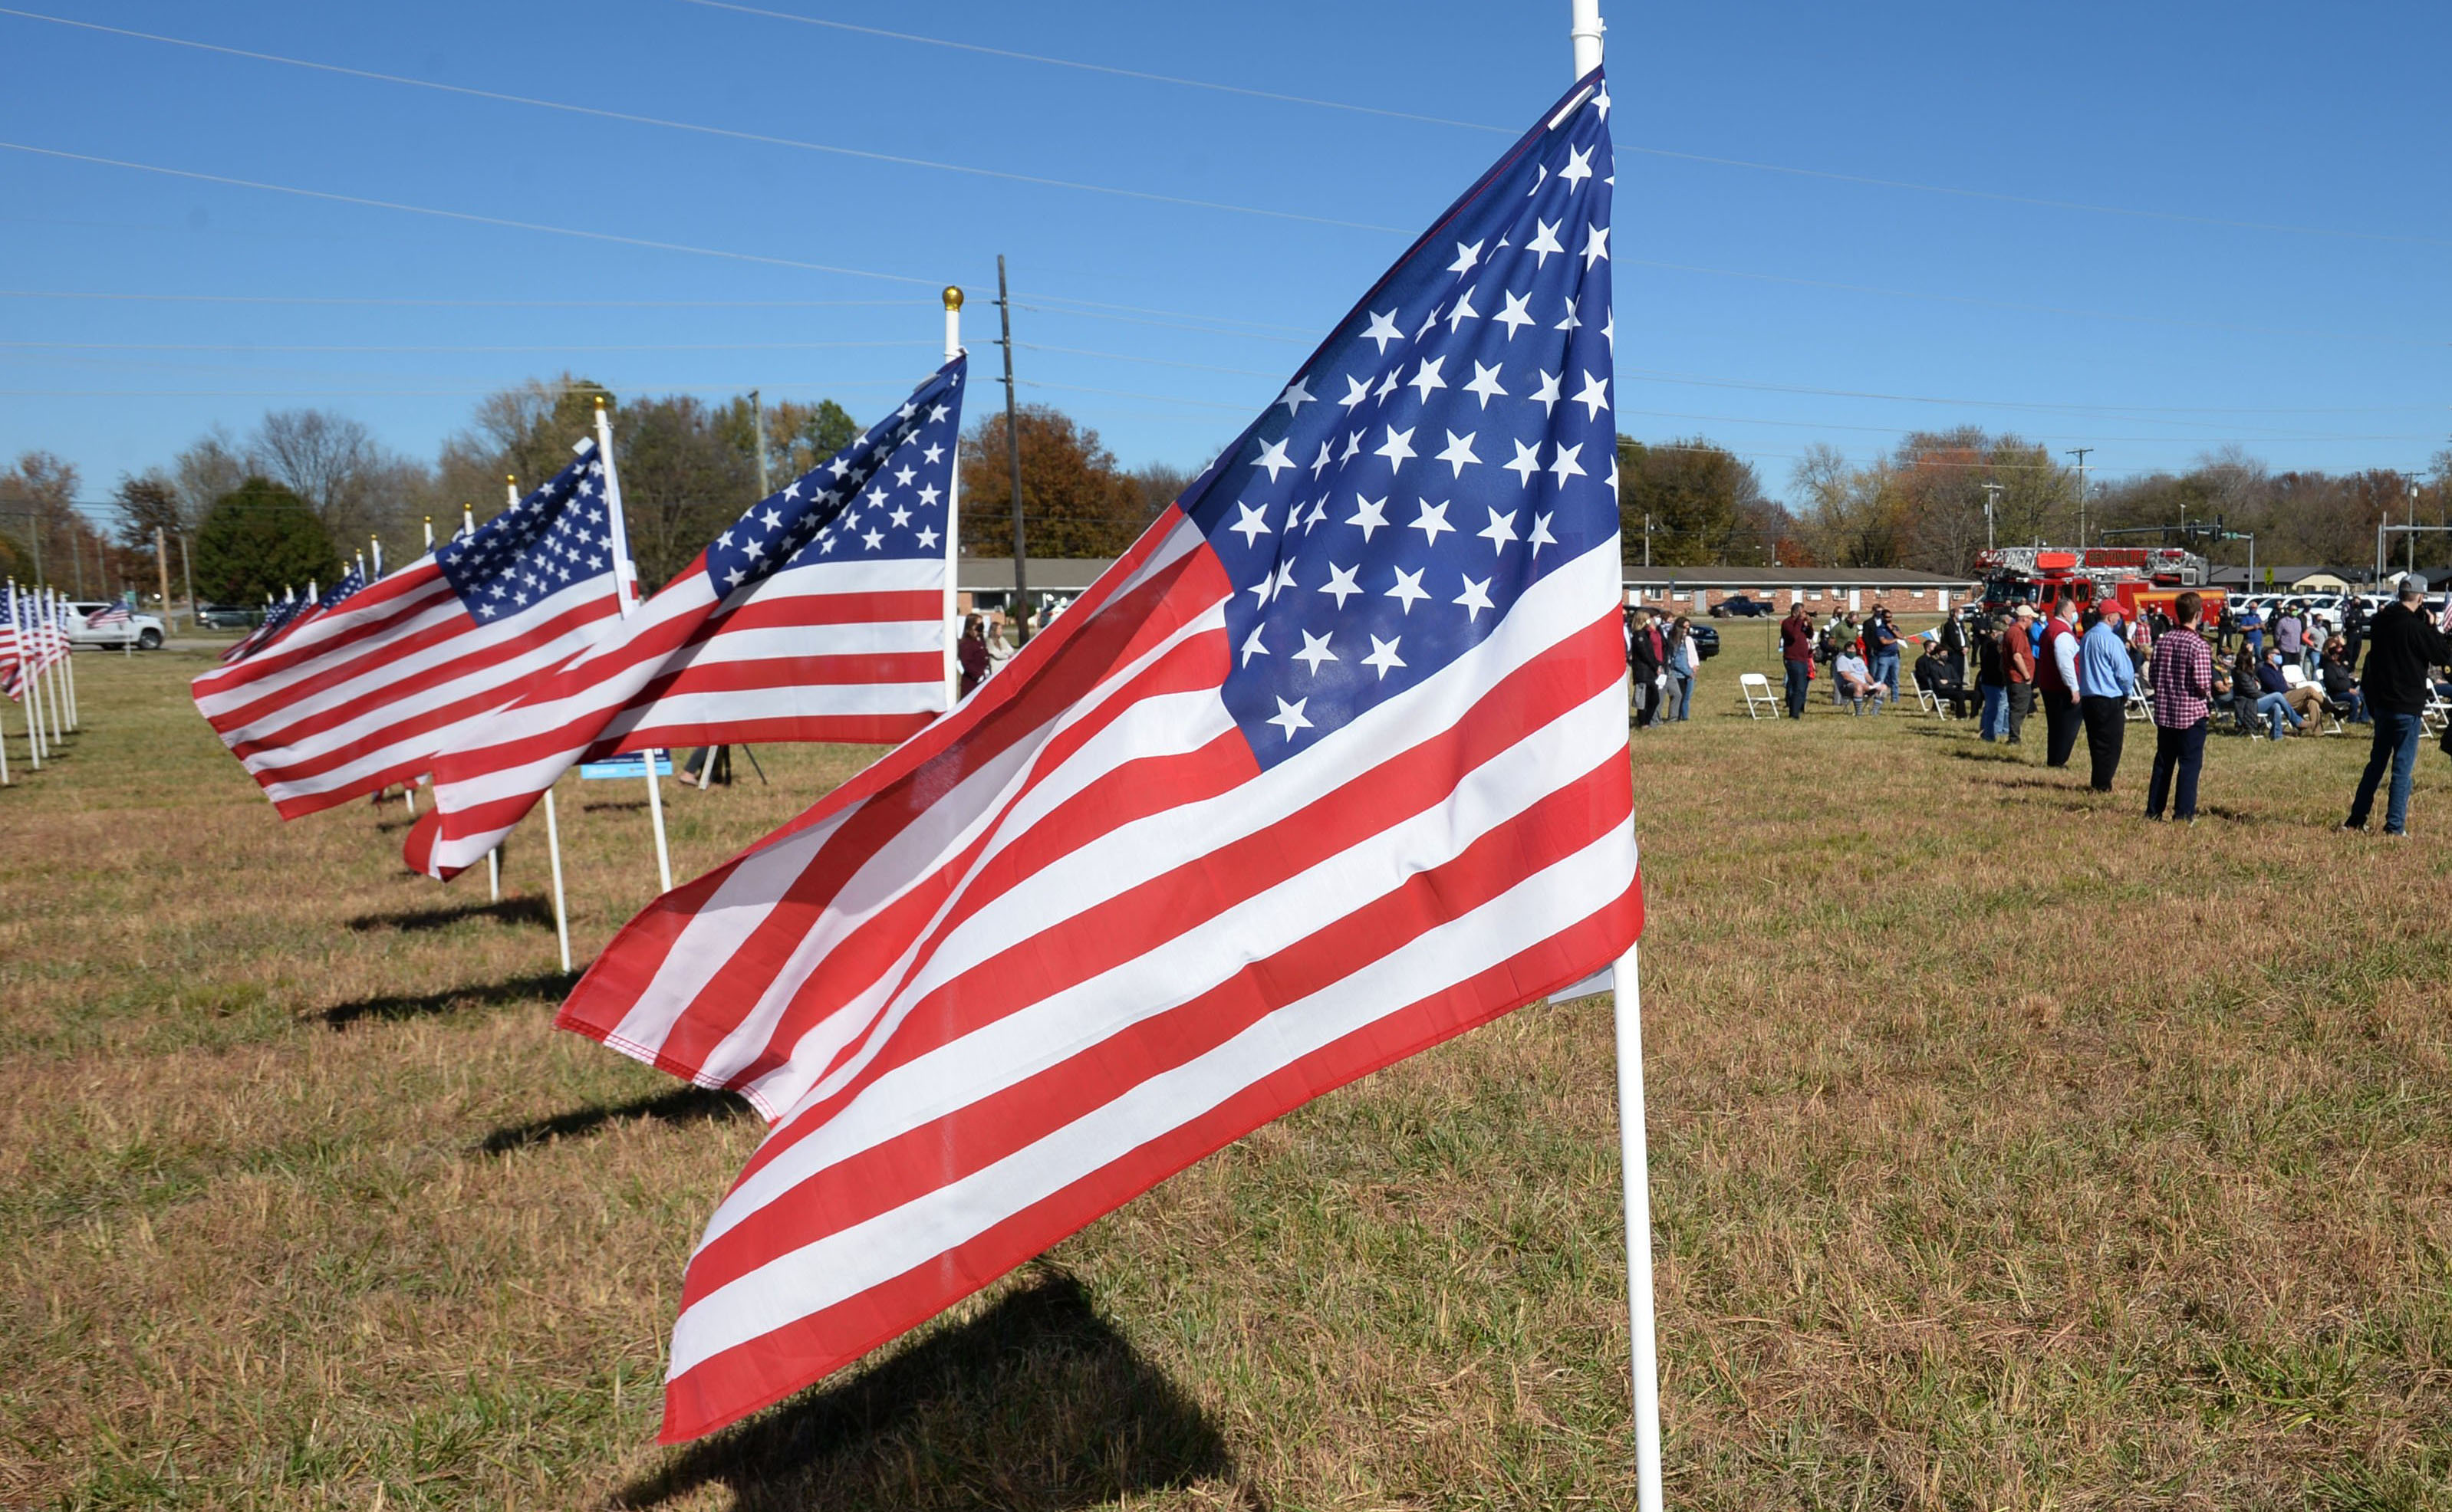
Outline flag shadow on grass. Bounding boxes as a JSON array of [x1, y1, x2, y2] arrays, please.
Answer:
[[316, 970, 574, 1028], [480, 1084, 750, 1154], [344, 896, 556, 933], [615, 1264, 1245, 1512]]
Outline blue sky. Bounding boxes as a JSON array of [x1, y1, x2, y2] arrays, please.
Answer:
[[4, 0, 2447, 527]]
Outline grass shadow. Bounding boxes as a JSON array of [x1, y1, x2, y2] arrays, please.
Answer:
[[582, 799, 649, 813], [615, 1265, 1242, 1512], [481, 1084, 750, 1154], [344, 896, 555, 933], [316, 970, 574, 1029]]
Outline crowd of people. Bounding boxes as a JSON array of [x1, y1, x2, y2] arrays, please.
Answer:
[[1757, 578, 2452, 835], [1622, 605, 1706, 728]]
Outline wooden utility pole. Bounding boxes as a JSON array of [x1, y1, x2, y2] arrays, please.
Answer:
[[153, 527, 173, 628], [997, 255, 1030, 643], [749, 387, 771, 499]]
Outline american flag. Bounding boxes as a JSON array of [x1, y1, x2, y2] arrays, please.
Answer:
[[222, 592, 307, 664], [191, 443, 624, 818], [5, 583, 67, 698], [404, 360, 963, 879], [86, 599, 132, 629], [0, 583, 28, 697], [556, 72, 1637, 1442]]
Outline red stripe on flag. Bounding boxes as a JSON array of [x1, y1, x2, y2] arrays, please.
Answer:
[[657, 873, 1643, 1441]]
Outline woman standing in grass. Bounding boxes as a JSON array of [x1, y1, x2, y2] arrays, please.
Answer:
[[1667, 616, 1697, 722]]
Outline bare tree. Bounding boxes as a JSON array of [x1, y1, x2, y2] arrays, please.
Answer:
[[170, 429, 255, 528]]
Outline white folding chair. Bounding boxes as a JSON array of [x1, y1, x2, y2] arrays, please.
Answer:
[[2125, 687, 2151, 722], [1739, 672, 1780, 720]]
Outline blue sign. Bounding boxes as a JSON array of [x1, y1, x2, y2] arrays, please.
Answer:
[[578, 752, 674, 781]]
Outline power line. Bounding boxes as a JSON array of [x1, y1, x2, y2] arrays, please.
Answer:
[[671, 0, 1516, 136], [1620, 406, 2444, 445], [0, 147, 1347, 340], [0, 8, 1406, 235], [1615, 366, 2447, 417], [1015, 342, 1284, 380], [0, 140, 944, 286], [1, 340, 936, 354], [678, 0, 2452, 251], [1624, 259, 2447, 350], [0, 289, 930, 310]]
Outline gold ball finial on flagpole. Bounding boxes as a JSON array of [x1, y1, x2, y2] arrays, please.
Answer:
[[943, 285, 964, 311]]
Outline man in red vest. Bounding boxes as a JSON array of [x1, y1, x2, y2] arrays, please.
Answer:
[[2036, 593, 2083, 768]]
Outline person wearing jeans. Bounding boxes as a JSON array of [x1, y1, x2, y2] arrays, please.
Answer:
[[2345, 576, 2452, 835], [2255, 689, 2303, 739], [1779, 604, 1814, 718], [2145, 592, 2213, 822]]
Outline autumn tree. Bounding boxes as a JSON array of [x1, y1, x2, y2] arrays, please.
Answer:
[[1614, 436, 1785, 566], [959, 405, 1150, 559]]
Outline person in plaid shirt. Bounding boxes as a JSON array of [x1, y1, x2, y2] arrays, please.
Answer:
[[2146, 590, 2215, 822]]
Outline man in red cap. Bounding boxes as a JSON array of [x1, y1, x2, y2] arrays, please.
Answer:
[[2077, 599, 2139, 792]]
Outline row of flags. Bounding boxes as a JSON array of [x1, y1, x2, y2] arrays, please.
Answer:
[[187, 69, 1641, 1450], [2, 580, 84, 781]]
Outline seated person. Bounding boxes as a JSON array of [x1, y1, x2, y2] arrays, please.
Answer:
[[2317, 643, 2365, 722], [1912, 640, 1977, 716], [2254, 649, 2319, 736], [1833, 649, 1889, 713]]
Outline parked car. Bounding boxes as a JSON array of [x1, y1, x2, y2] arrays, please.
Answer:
[[65, 601, 166, 650], [1709, 594, 1774, 618], [196, 603, 262, 629], [1686, 623, 1721, 659]]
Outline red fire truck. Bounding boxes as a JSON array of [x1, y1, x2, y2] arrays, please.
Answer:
[[1971, 545, 2227, 626]]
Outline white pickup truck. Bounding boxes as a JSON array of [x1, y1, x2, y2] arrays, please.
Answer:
[[65, 600, 167, 650]]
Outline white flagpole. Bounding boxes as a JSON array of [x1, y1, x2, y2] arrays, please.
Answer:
[[1571, 3, 1660, 1508], [370, 534, 384, 580], [943, 285, 966, 708], [423, 515, 435, 551], [15, 584, 42, 769], [543, 787, 571, 973], [492, 483, 513, 900], [592, 399, 674, 895], [1614, 942, 1664, 1512], [54, 590, 79, 731], [37, 590, 64, 748]]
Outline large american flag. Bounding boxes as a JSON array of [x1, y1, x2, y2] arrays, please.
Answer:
[[191, 445, 624, 818], [558, 72, 1636, 1442], [403, 360, 962, 879]]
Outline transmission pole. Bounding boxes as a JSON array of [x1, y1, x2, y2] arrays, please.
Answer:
[[2065, 448, 2092, 548], [1642, 512, 1651, 568], [1982, 482, 2002, 551]]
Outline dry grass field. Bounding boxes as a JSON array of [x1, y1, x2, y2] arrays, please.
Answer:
[[5, 626, 2451, 1510]]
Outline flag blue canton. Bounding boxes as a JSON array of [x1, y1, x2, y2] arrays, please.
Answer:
[[703, 357, 966, 598], [1178, 75, 1615, 771], [436, 442, 618, 620], [316, 565, 366, 610]]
